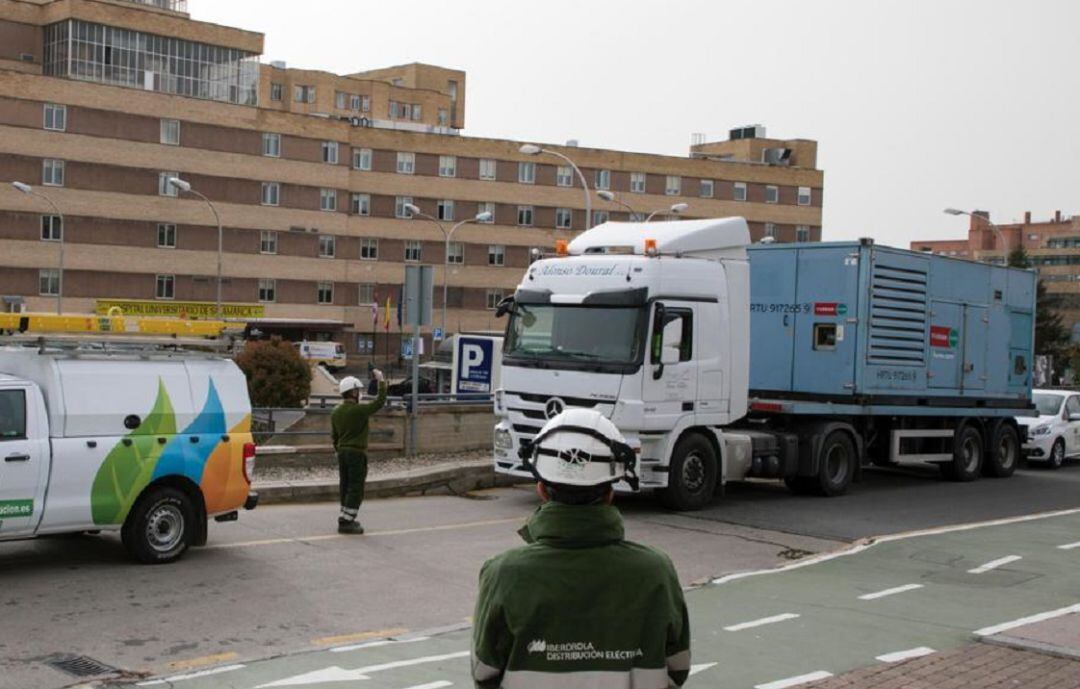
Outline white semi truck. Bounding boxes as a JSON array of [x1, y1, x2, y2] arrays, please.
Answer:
[[493, 218, 1035, 510]]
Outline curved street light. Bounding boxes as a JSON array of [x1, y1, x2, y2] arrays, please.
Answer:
[[519, 144, 593, 229], [168, 177, 224, 318], [944, 208, 1008, 260], [646, 202, 690, 222], [12, 181, 65, 314], [596, 190, 641, 221]]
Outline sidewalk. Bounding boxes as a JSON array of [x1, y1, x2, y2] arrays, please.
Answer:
[[806, 613, 1080, 689]]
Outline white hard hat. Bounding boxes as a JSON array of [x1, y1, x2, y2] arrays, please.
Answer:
[[339, 376, 363, 395], [521, 408, 638, 488]]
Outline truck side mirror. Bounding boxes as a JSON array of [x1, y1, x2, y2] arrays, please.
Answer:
[[495, 296, 515, 319]]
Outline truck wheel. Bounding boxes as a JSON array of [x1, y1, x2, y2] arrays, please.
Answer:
[[939, 425, 983, 482], [121, 487, 195, 564], [984, 423, 1019, 478], [815, 431, 856, 496], [660, 435, 717, 511]]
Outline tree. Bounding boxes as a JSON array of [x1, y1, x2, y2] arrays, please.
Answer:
[[235, 337, 312, 408], [1008, 245, 1069, 359]]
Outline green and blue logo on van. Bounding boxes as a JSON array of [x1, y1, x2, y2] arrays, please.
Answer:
[[0, 500, 33, 518]]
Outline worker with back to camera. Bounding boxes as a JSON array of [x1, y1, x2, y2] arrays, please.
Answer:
[[331, 370, 386, 534], [471, 408, 691, 688]]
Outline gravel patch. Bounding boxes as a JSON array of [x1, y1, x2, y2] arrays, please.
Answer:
[[254, 450, 490, 484]]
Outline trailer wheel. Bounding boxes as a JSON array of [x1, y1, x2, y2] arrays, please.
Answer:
[[660, 434, 717, 511], [121, 487, 195, 564], [984, 423, 1019, 478], [939, 425, 983, 482]]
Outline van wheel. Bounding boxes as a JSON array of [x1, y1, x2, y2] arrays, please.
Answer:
[[1048, 439, 1065, 470], [660, 435, 717, 511], [940, 425, 983, 482], [122, 487, 195, 564], [984, 424, 1019, 478]]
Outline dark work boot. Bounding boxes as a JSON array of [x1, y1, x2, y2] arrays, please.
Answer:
[[338, 519, 365, 535]]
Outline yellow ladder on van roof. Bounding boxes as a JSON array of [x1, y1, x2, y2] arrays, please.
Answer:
[[0, 313, 234, 338]]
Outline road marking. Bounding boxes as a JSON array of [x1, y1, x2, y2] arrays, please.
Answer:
[[166, 651, 239, 670], [313, 627, 409, 647], [1058, 540, 1080, 550], [256, 651, 470, 687], [401, 683, 452, 689], [876, 647, 936, 663], [136, 664, 246, 686], [206, 517, 523, 550], [331, 637, 430, 653], [858, 583, 924, 600], [974, 603, 1080, 637], [755, 670, 834, 689], [690, 662, 717, 676], [968, 555, 1022, 574], [724, 613, 800, 632]]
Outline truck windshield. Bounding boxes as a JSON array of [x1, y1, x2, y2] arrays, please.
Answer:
[[1033, 393, 1064, 416], [505, 304, 646, 367]]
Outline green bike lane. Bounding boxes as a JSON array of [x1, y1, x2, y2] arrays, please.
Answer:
[[114, 509, 1080, 689]]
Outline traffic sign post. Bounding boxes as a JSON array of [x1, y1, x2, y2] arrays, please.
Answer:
[[433, 327, 444, 342], [404, 265, 433, 457]]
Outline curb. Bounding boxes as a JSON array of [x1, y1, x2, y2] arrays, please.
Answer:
[[981, 633, 1080, 662], [253, 461, 527, 505]]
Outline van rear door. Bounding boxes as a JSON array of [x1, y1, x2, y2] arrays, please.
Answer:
[[0, 384, 49, 537]]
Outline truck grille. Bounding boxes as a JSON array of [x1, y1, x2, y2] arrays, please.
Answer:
[[868, 260, 928, 365]]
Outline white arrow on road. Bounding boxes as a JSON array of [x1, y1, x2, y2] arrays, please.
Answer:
[[690, 663, 717, 676], [255, 651, 469, 688]]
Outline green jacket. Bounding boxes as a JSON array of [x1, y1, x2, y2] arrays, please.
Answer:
[[330, 382, 386, 454], [472, 502, 691, 689]]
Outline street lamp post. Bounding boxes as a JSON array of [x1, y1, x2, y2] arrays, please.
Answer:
[[646, 202, 690, 222], [596, 190, 639, 220], [404, 204, 493, 339], [169, 177, 223, 318], [944, 208, 1009, 261], [12, 181, 64, 314], [519, 144, 593, 230]]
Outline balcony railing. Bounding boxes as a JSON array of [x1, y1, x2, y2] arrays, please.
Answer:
[[119, 0, 188, 12]]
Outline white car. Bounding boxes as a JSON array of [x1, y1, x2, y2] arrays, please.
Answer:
[[1020, 389, 1080, 469]]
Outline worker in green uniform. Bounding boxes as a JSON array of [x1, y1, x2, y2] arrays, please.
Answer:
[[472, 408, 691, 688], [331, 371, 386, 534]]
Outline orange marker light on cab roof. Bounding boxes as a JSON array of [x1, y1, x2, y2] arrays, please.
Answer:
[[555, 240, 569, 256], [644, 238, 658, 257]]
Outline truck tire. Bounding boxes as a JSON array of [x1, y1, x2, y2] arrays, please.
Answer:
[[815, 431, 856, 496], [984, 423, 1019, 478], [121, 487, 195, 564], [660, 434, 717, 511], [939, 425, 983, 482]]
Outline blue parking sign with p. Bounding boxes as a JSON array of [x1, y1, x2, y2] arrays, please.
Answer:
[[456, 337, 494, 393]]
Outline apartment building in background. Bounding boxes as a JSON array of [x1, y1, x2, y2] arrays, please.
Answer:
[[912, 210, 1080, 337], [0, 0, 825, 357]]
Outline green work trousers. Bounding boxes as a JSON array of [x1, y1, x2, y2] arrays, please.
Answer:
[[337, 451, 368, 520]]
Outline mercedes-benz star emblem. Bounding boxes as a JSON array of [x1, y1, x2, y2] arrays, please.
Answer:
[[544, 397, 566, 420]]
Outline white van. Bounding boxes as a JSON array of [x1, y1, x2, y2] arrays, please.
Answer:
[[0, 346, 257, 563], [294, 340, 347, 371]]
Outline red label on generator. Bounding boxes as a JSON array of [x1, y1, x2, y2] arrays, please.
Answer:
[[814, 302, 838, 316], [929, 325, 956, 348]]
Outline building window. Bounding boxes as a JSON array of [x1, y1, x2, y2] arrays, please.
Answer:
[[593, 210, 610, 226], [700, 179, 714, 198], [798, 186, 811, 206], [486, 289, 505, 310], [270, 83, 283, 101], [630, 172, 646, 193], [488, 244, 505, 266], [158, 171, 177, 196], [39, 268, 60, 296], [764, 223, 777, 238], [388, 100, 399, 118], [351, 193, 370, 216], [796, 225, 810, 242], [517, 205, 534, 226], [438, 109, 449, 126], [518, 161, 536, 184], [317, 281, 334, 304], [260, 230, 277, 254], [322, 141, 339, 164], [261, 182, 280, 206], [447, 241, 464, 265], [160, 118, 180, 145], [404, 240, 422, 263], [295, 85, 316, 103], [157, 223, 177, 248], [155, 274, 175, 300], [258, 278, 276, 302], [395, 196, 414, 218], [358, 283, 374, 304], [43, 159, 65, 187], [665, 175, 681, 196], [479, 158, 497, 180], [318, 234, 336, 258], [350, 94, 362, 111], [397, 152, 415, 174], [40, 215, 62, 242], [360, 237, 379, 260], [439, 155, 457, 177], [335, 91, 347, 109], [556, 166, 573, 187], [43, 103, 66, 131], [729, 182, 745, 202], [556, 207, 573, 230], [478, 202, 495, 221], [595, 169, 611, 191], [437, 199, 454, 221], [262, 132, 281, 157], [361, 95, 371, 112], [766, 185, 779, 204], [320, 189, 337, 211], [353, 148, 372, 171]]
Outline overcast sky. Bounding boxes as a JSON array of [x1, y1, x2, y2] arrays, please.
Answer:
[[194, 0, 1078, 247]]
